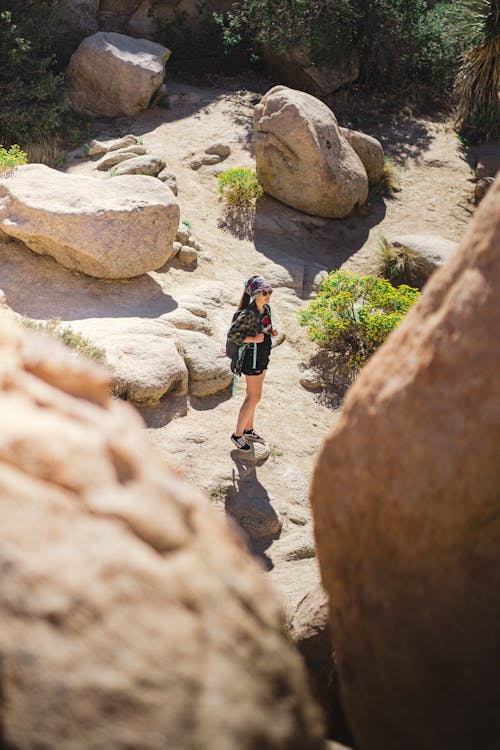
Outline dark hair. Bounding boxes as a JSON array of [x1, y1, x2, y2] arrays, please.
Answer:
[[237, 290, 250, 311]]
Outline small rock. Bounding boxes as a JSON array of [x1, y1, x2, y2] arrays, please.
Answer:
[[96, 146, 147, 170], [177, 246, 198, 266], [112, 155, 166, 177], [157, 168, 178, 195], [205, 142, 231, 158], [187, 236, 204, 251], [300, 371, 324, 391], [172, 241, 182, 256], [176, 224, 191, 244], [474, 176, 495, 205], [87, 134, 138, 156], [190, 154, 221, 170]]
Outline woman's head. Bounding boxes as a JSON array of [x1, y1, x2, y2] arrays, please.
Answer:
[[245, 275, 272, 302], [237, 274, 273, 310]]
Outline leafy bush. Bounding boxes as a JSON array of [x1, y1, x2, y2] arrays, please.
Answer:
[[298, 270, 420, 371], [215, 0, 462, 100], [22, 318, 107, 365], [217, 167, 263, 208], [375, 237, 434, 288], [0, 5, 68, 146], [0, 143, 27, 174]]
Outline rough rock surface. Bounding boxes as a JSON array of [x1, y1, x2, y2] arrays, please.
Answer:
[[340, 128, 384, 185], [0, 311, 324, 750], [254, 86, 368, 218], [177, 330, 233, 397], [68, 31, 170, 117], [310, 177, 500, 750], [0, 164, 179, 279]]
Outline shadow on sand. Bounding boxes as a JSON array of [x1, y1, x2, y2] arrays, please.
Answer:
[[0, 238, 177, 321], [225, 454, 281, 571]]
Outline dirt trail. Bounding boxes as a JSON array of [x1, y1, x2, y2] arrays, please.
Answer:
[[1, 76, 475, 611]]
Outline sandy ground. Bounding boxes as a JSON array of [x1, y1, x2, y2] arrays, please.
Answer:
[[0, 75, 475, 612]]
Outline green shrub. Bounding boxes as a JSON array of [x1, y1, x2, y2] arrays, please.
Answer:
[[298, 270, 420, 372], [0, 143, 27, 173], [214, 0, 462, 100], [375, 237, 434, 288], [217, 167, 263, 208], [22, 318, 107, 365], [0, 5, 68, 146]]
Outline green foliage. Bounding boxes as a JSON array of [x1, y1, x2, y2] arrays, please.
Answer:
[[0, 4, 68, 146], [214, 0, 462, 98], [0, 143, 27, 173], [298, 270, 420, 372], [217, 167, 263, 208], [453, 0, 500, 141], [22, 318, 107, 365], [376, 237, 434, 288]]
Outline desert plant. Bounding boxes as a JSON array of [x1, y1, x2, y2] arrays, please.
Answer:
[[0, 143, 27, 173], [0, 5, 67, 146], [22, 318, 107, 365], [375, 236, 434, 288], [298, 270, 420, 372], [215, 0, 460, 100], [376, 157, 400, 196], [453, 0, 500, 141], [217, 167, 263, 208]]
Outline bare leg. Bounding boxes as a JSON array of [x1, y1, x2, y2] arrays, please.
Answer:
[[235, 371, 266, 435]]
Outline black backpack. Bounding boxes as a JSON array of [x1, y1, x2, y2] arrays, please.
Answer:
[[226, 310, 247, 373]]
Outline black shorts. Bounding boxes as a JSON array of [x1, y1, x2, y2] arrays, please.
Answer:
[[240, 336, 271, 375]]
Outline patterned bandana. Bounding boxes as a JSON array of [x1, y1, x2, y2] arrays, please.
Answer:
[[244, 274, 272, 302]]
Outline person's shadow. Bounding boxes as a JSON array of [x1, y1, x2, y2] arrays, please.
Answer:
[[225, 453, 282, 570]]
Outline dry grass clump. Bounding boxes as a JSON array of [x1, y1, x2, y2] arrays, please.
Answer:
[[22, 318, 107, 364], [376, 157, 400, 196], [375, 237, 434, 288], [24, 134, 67, 168]]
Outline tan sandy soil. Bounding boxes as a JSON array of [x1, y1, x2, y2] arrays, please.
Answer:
[[0, 75, 475, 610]]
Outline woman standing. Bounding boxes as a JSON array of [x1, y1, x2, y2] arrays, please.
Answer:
[[227, 274, 278, 451]]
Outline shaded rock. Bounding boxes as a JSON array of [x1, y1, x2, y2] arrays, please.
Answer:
[[87, 134, 139, 156], [254, 86, 368, 218], [205, 142, 231, 158], [226, 486, 282, 539], [52, 0, 99, 64], [340, 128, 384, 185], [0, 311, 324, 750], [176, 223, 191, 244], [310, 177, 500, 750], [474, 176, 495, 205], [261, 46, 360, 97], [177, 330, 233, 397], [0, 165, 179, 279], [177, 245, 198, 266], [157, 168, 178, 195], [95, 145, 148, 170], [68, 31, 170, 117], [471, 143, 500, 179], [190, 153, 223, 170]]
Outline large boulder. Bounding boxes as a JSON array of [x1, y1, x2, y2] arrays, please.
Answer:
[[52, 0, 100, 63], [0, 311, 324, 749], [340, 128, 384, 185], [254, 86, 368, 219], [68, 31, 170, 117], [0, 164, 179, 279], [310, 177, 500, 750]]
